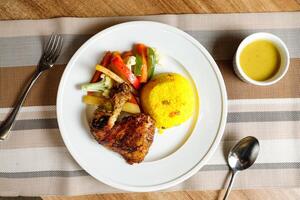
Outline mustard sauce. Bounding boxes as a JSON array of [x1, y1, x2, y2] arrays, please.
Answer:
[[240, 40, 281, 81]]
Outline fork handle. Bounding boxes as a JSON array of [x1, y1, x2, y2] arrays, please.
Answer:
[[0, 70, 42, 140]]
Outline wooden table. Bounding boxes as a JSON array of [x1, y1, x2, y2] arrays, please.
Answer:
[[1, 0, 300, 199], [0, 0, 300, 19]]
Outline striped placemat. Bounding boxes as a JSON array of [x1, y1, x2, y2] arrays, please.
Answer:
[[0, 12, 300, 196]]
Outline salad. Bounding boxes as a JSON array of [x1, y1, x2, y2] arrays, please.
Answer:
[[81, 43, 159, 113]]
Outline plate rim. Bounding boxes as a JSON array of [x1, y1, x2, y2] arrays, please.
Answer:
[[56, 21, 228, 192]]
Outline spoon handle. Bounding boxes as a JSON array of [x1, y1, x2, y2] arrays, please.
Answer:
[[223, 171, 237, 200]]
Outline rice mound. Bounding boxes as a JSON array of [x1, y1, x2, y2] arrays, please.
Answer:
[[141, 73, 195, 129]]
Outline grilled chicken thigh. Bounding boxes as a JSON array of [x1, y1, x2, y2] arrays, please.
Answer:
[[89, 83, 155, 164]]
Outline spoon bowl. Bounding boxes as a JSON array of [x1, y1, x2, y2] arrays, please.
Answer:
[[228, 136, 260, 171]]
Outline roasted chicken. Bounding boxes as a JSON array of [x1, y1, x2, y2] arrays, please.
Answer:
[[89, 83, 155, 164]]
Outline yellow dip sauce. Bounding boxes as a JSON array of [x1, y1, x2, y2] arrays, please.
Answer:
[[240, 40, 281, 81]]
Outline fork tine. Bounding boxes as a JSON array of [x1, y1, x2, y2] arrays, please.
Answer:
[[38, 33, 63, 71], [44, 33, 55, 53], [44, 34, 59, 59], [51, 36, 63, 62]]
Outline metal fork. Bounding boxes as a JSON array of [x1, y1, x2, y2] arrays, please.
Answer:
[[0, 34, 63, 140]]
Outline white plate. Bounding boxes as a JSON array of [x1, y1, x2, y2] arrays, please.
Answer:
[[57, 21, 227, 192]]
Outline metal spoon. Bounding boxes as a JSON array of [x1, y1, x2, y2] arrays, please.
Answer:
[[223, 136, 260, 200]]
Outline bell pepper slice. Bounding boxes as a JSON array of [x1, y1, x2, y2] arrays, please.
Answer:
[[82, 95, 113, 110], [128, 93, 138, 104], [146, 47, 156, 79], [90, 51, 112, 83], [83, 95, 140, 114], [133, 44, 148, 83], [121, 51, 133, 63], [95, 64, 124, 83], [122, 102, 141, 114], [88, 52, 112, 96], [110, 54, 141, 89]]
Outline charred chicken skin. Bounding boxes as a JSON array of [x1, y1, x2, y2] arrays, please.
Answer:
[[89, 83, 155, 164]]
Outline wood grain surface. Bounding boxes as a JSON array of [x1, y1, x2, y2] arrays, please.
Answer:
[[42, 189, 300, 200], [2, 0, 300, 200], [0, 0, 299, 20]]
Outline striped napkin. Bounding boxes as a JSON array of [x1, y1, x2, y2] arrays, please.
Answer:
[[0, 12, 300, 196]]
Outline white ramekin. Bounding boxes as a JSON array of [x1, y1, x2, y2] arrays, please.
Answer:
[[233, 32, 290, 86]]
